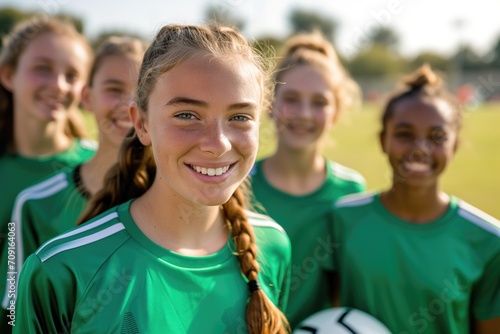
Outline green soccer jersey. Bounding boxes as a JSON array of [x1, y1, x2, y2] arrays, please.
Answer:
[[0, 139, 95, 332], [13, 199, 291, 334], [249, 159, 366, 328], [330, 192, 500, 334], [1, 166, 88, 312]]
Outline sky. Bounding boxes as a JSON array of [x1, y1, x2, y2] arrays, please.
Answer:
[[3, 0, 500, 59]]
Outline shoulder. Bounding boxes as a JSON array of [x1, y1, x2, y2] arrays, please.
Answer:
[[35, 206, 130, 264], [246, 210, 290, 249], [328, 161, 366, 188], [14, 169, 73, 208], [456, 199, 500, 238], [334, 191, 376, 209], [77, 138, 98, 152]]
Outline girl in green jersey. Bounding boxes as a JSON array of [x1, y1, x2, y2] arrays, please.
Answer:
[[14, 24, 290, 334], [249, 31, 365, 328], [331, 65, 500, 333], [1, 36, 146, 316], [0, 16, 93, 332]]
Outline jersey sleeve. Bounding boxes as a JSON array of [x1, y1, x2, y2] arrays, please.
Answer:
[[471, 244, 500, 320], [13, 254, 73, 334], [278, 239, 291, 313]]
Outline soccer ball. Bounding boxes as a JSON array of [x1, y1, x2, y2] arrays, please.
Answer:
[[293, 307, 392, 334]]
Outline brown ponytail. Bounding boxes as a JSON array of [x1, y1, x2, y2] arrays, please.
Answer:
[[77, 129, 155, 225], [223, 185, 289, 334]]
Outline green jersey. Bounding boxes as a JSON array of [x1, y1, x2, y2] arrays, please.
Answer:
[[249, 159, 366, 328], [1, 166, 88, 311], [0, 139, 95, 332], [13, 199, 291, 334], [330, 192, 500, 334]]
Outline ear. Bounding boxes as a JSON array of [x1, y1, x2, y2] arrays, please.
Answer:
[[379, 130, 387, 153], [81, 85, 93, 112], [129, 103, 151, 145], [0, 66, 14, 92], [453, 136, 459, 153]]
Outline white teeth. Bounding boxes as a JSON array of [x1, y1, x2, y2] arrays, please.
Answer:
[[405, 162, 431, 172], [192, 165, 230, 176]]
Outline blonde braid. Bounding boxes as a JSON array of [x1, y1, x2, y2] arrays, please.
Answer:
[[223, 188, 289, 334]]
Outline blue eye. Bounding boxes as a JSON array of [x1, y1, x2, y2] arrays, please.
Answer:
[[231, 114, 250, 122], [174, 112, 197, 120]]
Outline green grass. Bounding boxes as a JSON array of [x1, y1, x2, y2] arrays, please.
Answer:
[[258, 103, 500, 219], [83, 103, 500, 219]]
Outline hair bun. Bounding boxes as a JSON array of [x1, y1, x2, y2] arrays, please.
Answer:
[[283, 30, 335, 60], [403, 64, 442, 90]]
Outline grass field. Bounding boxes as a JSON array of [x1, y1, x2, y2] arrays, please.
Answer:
[[258, 103, 500, 219], [83, 103, 500, 219]]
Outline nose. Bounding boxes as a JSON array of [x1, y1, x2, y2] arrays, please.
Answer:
[[50, 73, 71, 94], [296, 100, 314, 120], [199, 121, 232, 157], [412, 138, 434, 156]]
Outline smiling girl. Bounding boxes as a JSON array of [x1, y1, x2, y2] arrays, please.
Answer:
[[14, 24, 290, 334], [249, 31, 365, 328], [330, 65, 500, 334], [1, 36, 146, 317], [0, 17, 94, 332]]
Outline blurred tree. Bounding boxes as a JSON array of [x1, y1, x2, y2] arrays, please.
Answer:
[[289, 8, 337, 43], [368, 26, 399, 50], [489, 35, 500, 69], [452, 44, 484, 71], [410, 52, 448, 72], [346, 44, 405, 77], [0, 7, 28, 39], [203, 3, 245, 31], [55, 13, 84, 33]]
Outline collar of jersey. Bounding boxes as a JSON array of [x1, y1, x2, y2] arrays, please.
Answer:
[[117, 199, 236, 269]]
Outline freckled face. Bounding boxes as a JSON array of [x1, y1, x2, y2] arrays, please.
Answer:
[[135, 55, 261, 206], [381, 97, 458, 188], [272, 64, 336, 151]]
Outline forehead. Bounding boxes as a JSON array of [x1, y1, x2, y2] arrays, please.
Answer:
[[93, 55, 140, 82], [277, 64, 332, 95], [151, 55, 262, 105], [19, 32, 89, 69], [390, 96, 456, 128]]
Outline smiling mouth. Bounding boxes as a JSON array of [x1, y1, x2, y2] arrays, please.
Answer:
[[190, 165, 231, 176], [403, 161, 432, 173]]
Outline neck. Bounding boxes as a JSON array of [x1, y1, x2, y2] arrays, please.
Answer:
[[80, 141, 120, 196], [14, 113, 71, 157], [264, 146, 326, 195], [381, 184, 450, 223], [130, 183, 228, 255]]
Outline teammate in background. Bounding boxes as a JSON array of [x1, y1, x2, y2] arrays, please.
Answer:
[[14, 24, 291, 333], [330, 65, 500, 333], [0, 16, 94, 332], [249, 31, 366, 328], [1, 36, 146, 315]]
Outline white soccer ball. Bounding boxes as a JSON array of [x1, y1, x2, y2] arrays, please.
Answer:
[[293, 307, 392, 334]]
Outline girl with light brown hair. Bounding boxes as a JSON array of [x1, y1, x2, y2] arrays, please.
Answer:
[[14, 24, 291, 334]]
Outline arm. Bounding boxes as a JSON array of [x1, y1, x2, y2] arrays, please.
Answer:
[[13, 254, 72, 334]]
